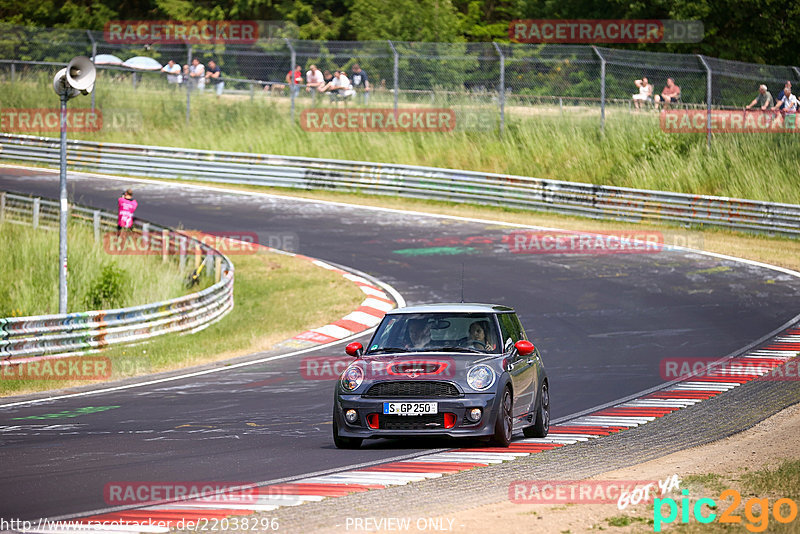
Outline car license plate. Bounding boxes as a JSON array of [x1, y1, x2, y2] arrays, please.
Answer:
[[382, 402, 437, 416]]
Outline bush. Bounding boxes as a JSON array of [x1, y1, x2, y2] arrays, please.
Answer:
[[83, 263, 128, 310]]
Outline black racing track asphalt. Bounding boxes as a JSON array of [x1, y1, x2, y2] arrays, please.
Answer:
[[1, 167, 799, 521]]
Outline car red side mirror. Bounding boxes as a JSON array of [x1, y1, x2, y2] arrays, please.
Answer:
[[515, 340, 535, 356], [345, 342, 363, 357]]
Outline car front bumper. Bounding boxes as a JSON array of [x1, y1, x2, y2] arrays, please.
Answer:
[[334, 393, 501, 439]]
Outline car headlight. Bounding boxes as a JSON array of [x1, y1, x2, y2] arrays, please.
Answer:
[[341, 364, 364, 391], [467, 364, 496, 390]]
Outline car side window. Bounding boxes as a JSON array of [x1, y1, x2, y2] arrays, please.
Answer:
[[497, 313, 521, 352], [510, 313, 528, 341]]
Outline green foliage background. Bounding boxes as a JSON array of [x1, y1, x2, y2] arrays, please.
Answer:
[[0, 0, 797, 66]]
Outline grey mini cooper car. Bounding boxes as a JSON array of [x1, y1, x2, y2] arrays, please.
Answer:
[[332, 303, 550, 449]]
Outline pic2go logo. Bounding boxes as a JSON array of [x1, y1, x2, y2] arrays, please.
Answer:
[[654, 489, 798, 532]]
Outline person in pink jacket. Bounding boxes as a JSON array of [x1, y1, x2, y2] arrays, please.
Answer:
[[117, 189, 138, 231]]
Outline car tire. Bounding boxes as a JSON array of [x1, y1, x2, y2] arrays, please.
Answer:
[[489, 387, 513, 447], [523, 382, 550, 438], [333, 411, 363, 449]]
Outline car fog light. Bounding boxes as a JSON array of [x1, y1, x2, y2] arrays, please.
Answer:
[[467, 408, 482, 422], [345, 409, 358, 423]]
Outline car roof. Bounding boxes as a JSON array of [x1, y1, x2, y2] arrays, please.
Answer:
[[386, 303, 515, 315]]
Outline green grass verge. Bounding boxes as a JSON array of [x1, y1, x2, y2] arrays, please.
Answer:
[[0, 221, 189, 316], [2, 73, 799, 204], [1, 250, 365, 397]]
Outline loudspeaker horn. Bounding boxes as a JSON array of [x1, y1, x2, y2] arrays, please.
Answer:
[[66, 56, 96, 93]]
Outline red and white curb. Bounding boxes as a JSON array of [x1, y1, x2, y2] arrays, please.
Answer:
[[33, 326, 797, 533]]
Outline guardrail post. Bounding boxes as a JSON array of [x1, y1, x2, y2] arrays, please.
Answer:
[[592, 46, 606, 132], [93, 210, 100, 241], [285, 38, 296, 123], [32, 197, 40, 229], [388, 41, 399, 113], [697, 54, 712, 150], [0, 191, 5, 223], [142, 222, 150, 250], [492, 42, 505, 136], [215, 256, 222, 283], [162, 229, 169, 263], [179, 235, 187, 270], [207, 251, 215, 280]]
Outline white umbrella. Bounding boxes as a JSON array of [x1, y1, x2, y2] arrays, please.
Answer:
[[122, 56, 163, 71], [92, 53, 124, 65]]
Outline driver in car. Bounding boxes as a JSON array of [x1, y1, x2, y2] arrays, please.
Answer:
[[405, 319, 432, 350], [467, 321, 493, 351]]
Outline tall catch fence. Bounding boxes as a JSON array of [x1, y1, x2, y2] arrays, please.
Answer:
[[0, 23, 799, 138]]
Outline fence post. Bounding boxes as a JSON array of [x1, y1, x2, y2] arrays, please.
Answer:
[[32, 197, 40, 229], [179, 235, 187, 270], [0, 191, 5, 223], [93, 210, 100, 242], [186, 44, 192, 125], [793, 67, 800, 80], [492, 42, 505, 136], [87, 30, 97, 112], [215, 256, 222, 283], [697, 55, 712, 150], [207, 250, 215, 280], [388, 40, 399, 113], [285, 38, 296, 123], [592, 46, 606, 132], [162, 229, 169, 263], [142, 222, 149, 250], [10, 61, 14, 83]]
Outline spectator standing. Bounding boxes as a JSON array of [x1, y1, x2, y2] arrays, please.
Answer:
[[117, 189, 138, 231], [632, 77, 653, 110], [205, 60, 224, 97], [180, 64, 190, 86], [189, 58, 205, 91], [655, 77, 680, 109], [745, 84, 774, 111], [286, 65, 303, 98], [350, 64, 370, 105], [322, 70, 334, 85], [161, 60, 181, 84], [321, 70, 343, 103], [775, 80, 793, 110]]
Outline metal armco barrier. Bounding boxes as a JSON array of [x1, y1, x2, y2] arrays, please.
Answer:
[[0, 191, 235, 363], [1, 133, 799, 237]]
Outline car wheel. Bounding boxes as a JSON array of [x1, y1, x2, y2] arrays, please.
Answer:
[[489, 387, 513, 447], [524, 382, 550, 438], [333, 411, 362, 449]]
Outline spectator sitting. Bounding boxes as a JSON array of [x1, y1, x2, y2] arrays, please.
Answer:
[[205, 60, 224, 97], [350, 63, 370, 105], [632, 77, 653, 110], [655, 77, 680, 110], [771, 87, 798, 129], [320, 70, 344, 103], [161, 59, 181, 84], [745, 84, 774, 111], [189, 58, 205, 91], [285, 65, 303, 98]]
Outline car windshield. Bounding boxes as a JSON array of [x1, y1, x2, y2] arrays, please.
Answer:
[[367, 313, 501, 354]]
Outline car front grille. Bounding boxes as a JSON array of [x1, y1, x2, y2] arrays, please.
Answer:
[[379, 414, 446, 430], [364, 381, 461, 398]]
